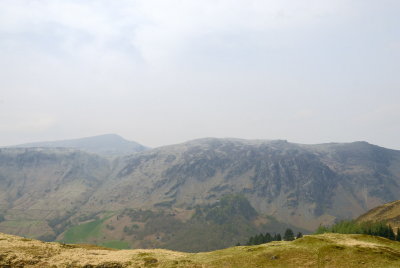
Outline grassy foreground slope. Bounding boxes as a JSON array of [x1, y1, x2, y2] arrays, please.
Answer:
[[1, 232, 400, 267]]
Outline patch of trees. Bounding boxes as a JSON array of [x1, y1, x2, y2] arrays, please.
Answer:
[[77, 212, 100, 222], [47, 210, 76, 236], [316, 220, 399, 241], [122, 208, 157, 222], [105, 224, 115, 230], [245, 228, 303, 245], [195, 194, 258, 225], [123, 224, 140, 235]]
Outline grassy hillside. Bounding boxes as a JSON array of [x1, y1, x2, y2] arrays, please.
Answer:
[[1, 232, 400, 267], [357, 200, 400, 231], [63, 218, 105, 244]]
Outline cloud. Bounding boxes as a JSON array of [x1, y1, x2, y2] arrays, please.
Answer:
[[0, 0, 347, 66], [0, 111, 56, 133], [129, 0, 347, 65], [0, 0, 399, 148]]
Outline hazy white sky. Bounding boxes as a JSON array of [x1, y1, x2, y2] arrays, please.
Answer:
[[1, 0, 399, 148]]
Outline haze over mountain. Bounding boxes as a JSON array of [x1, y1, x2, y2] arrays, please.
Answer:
[[10, 134, 148, 156], [2, 1, 399, 151], [1, 135, 400, 251]]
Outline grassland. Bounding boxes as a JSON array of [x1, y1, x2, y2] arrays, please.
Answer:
[[1, 232, 400, 267], [62, 218, 104, 243], [62, 213, 115, 244]]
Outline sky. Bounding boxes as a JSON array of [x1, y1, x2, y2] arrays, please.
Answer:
[[0, 0, 399, 149]]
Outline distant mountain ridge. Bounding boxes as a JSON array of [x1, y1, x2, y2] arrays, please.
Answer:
[[1, 137, 400, 251], [10, 134, 148, 156], [98, 138, 400, 229]]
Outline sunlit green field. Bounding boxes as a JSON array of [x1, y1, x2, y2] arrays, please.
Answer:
[[62, 218, 105, 243]]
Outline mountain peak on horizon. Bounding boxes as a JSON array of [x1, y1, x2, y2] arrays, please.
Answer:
[[10, 134, 148, 156]]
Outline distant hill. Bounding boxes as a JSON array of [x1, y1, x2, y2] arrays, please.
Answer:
[[11, 134, 148, 156], [357, 200, 400, 231], [1, 232, 400, 268]]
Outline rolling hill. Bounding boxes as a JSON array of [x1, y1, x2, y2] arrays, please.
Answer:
[[1, 232, 400, 267]]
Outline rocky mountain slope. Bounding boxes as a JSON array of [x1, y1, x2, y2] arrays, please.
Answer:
[[88, 138, 400, 230], [1, 137, 400, 251], [11, 134, 148, 156], [0, 148, 111, 239], [1, 232, 400, 268]]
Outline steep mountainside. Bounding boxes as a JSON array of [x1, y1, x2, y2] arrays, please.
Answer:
[[2, 232, 400, 268], [357, 200, 400, 231], [11, 134, 148, 156], [0, 148, 111, 238], [85, 139, 400, 230], [1, 138, 400, 251]]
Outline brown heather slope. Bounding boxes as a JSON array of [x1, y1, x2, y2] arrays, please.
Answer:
[[357, 200, 400, 231], [1, 232, 400, 267]]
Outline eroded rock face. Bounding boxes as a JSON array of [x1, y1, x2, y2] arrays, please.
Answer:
[[1, 138, 400, 240]]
